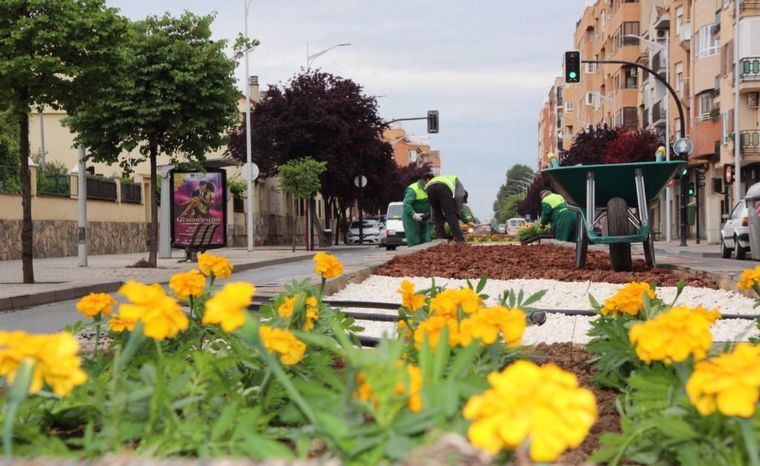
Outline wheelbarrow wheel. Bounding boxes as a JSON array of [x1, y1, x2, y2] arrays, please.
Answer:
[[607, 197, 632, 272], [575, 212, 588, 269]]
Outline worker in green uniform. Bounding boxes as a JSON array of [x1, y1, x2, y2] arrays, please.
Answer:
[[539, 189, 577, 242], [402, 173, 434, 247], [426, 174, 469, 245]]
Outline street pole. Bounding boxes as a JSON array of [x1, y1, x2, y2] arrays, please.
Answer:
[[734, 0, 742, 203], [664, 32, 673, 242], [358, 188, 363, 245], [244, 0, 254, 252], [38, 109, 45, 170], [77, 146, 87, 267]]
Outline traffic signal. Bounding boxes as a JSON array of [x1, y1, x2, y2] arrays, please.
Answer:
[[564, 51, 581, 84], [427, 110, 439, 134], [687, 182, 696, 197]]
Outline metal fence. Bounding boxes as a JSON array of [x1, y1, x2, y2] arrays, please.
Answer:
[[121, 181, 142, 204], [741, 57, 760, 81], [37, 172, 70, 197], [87, 176, 117, 201], [0, 164, 20, 194], [741, 131, 760, 154]]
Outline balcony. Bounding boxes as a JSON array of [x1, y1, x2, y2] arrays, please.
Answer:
[[740, 0, 760, 11], [651, 101, 665, 126], [741, 131, 760, 154], [741, 57, 760, 82]]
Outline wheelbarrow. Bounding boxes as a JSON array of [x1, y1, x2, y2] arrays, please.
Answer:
[[542, 159, 685, 271]]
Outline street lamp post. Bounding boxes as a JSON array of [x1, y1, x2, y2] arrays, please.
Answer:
[[244, 0, 254, 252], [734, 0, 742, 202], [306, 43, 351, 70]]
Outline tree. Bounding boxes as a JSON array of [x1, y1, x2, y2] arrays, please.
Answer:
[[66, 12, 240, 266], [0, 0, 127, 282], [559, 124, 621, 166], [492, 164, 534, 223], [602, 129, 660, 164], [277, 157, 327, 251], [227, 71, 394, 242], [495, 193, 523, 224], [517, 172, 550, 220]]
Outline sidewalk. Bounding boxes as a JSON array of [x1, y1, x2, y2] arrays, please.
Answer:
[[0, 246, 335, 311]]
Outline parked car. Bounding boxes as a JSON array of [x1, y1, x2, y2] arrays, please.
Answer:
[[506, 217, 527, 237], [347, 219, 384, 245], [720, 182, 760, 259], [380, 202, 406, 250], [496, 223, 506, 234]]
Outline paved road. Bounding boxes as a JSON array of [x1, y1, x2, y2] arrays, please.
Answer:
[[0, 246, 394, 334]]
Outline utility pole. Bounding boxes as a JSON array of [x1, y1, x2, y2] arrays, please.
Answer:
[[734, 0, 742, 202], [77, 146, 87, 267], [38, 109, 45, 170], [244, 0, 255, 252]]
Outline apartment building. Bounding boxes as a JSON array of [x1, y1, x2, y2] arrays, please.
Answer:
[[539, 0, 760, 243], [382, 126, 441, 175], [537, 78, 565, 170]]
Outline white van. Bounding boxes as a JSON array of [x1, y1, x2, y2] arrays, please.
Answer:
[[380, 202, 406, 250], [506, 217, 527, 237]]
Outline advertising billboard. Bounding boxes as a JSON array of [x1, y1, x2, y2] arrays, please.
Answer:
[[170, 169, 227, 248]]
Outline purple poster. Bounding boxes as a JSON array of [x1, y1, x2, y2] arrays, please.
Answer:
[[170, 170, 227, 248]]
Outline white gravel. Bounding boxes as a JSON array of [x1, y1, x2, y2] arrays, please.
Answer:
[[334, 275, 760, 343]]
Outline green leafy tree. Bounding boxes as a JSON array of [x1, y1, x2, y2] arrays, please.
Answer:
[[277, 157, 327, 251], [0, 0, 127, 282], [492, 164, 534, 223], [66, 12, 240, 266]]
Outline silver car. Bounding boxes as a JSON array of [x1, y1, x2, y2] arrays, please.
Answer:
[[721, 200, 750, 259], [347, 220, 384, 245]]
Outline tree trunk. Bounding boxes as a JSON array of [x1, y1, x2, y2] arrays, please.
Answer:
[[148, 145, 159, 267], [291, 211, 296, 253], [19, 94, 34, 284]]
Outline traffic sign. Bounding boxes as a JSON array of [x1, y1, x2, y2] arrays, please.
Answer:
[[242, 162, 259, 182], [724, 164, 734, 185], [673, 138, 693, 156], [354, 175, 367, 188]]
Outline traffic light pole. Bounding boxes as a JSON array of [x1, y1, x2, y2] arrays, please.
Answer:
[[583, 59, 688, 246]]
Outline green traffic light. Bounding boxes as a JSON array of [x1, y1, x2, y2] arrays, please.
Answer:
[[569, 71, 577, 79], [682, 168, 688, 176]]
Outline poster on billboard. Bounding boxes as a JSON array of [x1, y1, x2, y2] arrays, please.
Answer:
[[170, 169, 227, 248]]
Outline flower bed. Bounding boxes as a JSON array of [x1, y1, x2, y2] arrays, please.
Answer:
[[376, 244, 717, 287]]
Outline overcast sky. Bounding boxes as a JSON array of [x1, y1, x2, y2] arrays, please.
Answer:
[[108, 0, 585, 219]]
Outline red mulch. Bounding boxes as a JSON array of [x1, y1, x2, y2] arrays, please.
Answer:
[[531, 343, 619, 465], [377, 244, 716, 288]]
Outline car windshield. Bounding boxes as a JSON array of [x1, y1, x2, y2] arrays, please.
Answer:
[[350, 221, 378, 229], [386, 205, 403, 220]]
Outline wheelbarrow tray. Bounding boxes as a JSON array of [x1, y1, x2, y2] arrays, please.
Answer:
[[543, 160, 685, 208]]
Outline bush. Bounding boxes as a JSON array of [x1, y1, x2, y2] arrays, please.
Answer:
[[602, 129, 660, 164]]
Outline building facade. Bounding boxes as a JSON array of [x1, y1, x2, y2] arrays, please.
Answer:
[[540, 0, 760, 244], [382, 125, 441, 174], [537, 78, 565, 169]]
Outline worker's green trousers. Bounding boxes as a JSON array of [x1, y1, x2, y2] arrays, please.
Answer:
[[402, 216, 432, 247]]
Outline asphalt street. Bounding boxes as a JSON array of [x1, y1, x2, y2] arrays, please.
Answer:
[[0, 246, 392, 334]]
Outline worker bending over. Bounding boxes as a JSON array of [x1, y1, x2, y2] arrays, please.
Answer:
[[425, 175, 469, 245], [539, 189, 577, 242], [402, 172, 434, 247]]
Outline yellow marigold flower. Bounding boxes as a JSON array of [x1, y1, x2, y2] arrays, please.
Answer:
[[396, 320, 413, 340], [414, 315, 460, 348], [457, 288, 482, 314], [259, 326, 306, 365], [397, 280, 424, 311], [429, 289, 461, 317], [0, 330, 87, 396], [277, 295, 297, 320], [313, 252, 343, 279], [686, 343, 760, 418], [403, 363, 423, 413], [118, 281, 189, 341], [303, 296, 319, 331], [460, 306, 526, 347], [463, 360, 597, 461], [169, 269, 206, 301], [108, 313, 137, 332], [601, 282, 656, 316], [197, 252, 233, 280], [737, 266, 760, 291], [203, 282, 255, 332], [629, 305, 720, 364], [75, 292, 116, 318], [355, 373, 375, 404]]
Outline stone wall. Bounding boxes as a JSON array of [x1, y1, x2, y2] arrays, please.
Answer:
[[0, 220, 148, 260]]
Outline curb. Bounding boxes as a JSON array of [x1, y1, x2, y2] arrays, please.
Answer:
[[0, 254, 316, 312]]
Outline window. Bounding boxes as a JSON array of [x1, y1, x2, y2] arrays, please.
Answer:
[[586, 62, 597, 73], [675, 62, 684, 94], [585, 92, 595, 106], [722, 111, 734, 144], [675, 7, 683, 36], [565, 100, 574, 112], [624, 66, 637, 88], [698, 92, 714, 118], [600, 10, 606, 30], [696, 25, 719, 59], [617, 22, 640, 48]]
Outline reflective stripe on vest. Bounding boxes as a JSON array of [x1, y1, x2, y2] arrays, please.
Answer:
[[426, 175, 457, 196], [408, 182, 428, 200], [542, 193, 566, 210]]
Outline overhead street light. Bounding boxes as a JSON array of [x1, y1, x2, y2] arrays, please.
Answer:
[[243, 0, 256, 252], [306, 43, 351, 70]]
